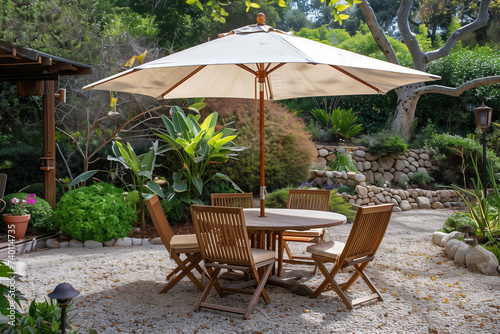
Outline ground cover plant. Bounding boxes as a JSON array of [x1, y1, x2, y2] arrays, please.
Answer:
[[54, 183, 135, 242]]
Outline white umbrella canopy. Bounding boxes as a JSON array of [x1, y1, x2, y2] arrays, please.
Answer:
[[83, 13, 441, 216]]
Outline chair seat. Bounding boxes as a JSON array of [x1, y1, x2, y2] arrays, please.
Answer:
[[283, 228, 324, 237], [251, 248, 276, 263], [307, 240, 345, 259], [170, 234, 199, 250]]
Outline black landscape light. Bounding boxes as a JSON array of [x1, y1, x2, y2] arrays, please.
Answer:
[[474, 102, 493, 198], [48, 283, 80, 333]]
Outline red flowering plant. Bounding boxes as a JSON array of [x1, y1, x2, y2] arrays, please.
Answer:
[[7, 194, 36, 216]]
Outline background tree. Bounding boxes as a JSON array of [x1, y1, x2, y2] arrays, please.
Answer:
[[358, 0, 500, 138]]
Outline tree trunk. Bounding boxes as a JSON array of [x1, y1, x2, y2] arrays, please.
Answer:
[[392, 83, 423, 138]]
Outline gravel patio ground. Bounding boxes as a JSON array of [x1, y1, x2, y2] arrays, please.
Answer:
[[15, 209, 500, 333]]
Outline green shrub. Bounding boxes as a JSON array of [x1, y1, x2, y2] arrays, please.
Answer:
[[327, 152, 358, 172], [412, 172, 431, 186], [2, 192, 54, 232], [376, 179, 390, 188], [359, 131, 407, 156], [264, 188, 290, 208], [336, 184, 356, 196], [203, 99, 317, 194], [442, 212, 478, 234], [425, 133, 500, 187], [54, 183, 135, 242], [398, 174, 410, 188]]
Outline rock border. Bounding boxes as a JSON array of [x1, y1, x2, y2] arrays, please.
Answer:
[[432, 231, 500, 275], [44, 237, 164, 249]]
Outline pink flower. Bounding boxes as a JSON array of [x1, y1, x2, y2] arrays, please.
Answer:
[[11, 198, 19, 205], [27, 194, 36, 205]]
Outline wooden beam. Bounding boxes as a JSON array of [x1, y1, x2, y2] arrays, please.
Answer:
[[42, 81, 56, 209]]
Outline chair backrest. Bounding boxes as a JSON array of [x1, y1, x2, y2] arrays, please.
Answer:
[[340, 203, 393, 266], [287, 189, 331, 211], [0, 174, 7, 199], [191, 205, 253, 266], [211, 193, 254, 208], [146, 195, 175, 250]]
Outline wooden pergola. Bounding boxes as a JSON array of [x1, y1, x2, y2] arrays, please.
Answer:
[[0, 41, 92, 208]]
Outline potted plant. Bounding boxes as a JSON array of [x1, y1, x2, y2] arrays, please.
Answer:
[[3, 194, 36, 239]]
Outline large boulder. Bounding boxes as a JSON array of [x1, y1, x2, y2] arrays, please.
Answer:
[[377, 156, 395, 170], [432, 231, 447, 245], [445, 239, 463, 259], [454, 243, 470, 266], [465, 246, 499, 275], [416, 196, 431, 209], [441, 231, 464, 247]]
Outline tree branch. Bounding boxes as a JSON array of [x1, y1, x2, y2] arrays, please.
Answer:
[[426, 0, 491, 62], [398, 0, 427, 71], [359, 0, 399, 64], [414, 76, 500, 97]]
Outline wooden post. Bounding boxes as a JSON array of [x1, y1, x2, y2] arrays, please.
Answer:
[[42, 81, 56, 209]]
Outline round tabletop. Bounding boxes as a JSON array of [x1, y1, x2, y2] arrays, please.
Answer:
[[243, 208, 346, 231]]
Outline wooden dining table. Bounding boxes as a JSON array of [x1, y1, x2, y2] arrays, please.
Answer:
[[243, 208, 347, 284]]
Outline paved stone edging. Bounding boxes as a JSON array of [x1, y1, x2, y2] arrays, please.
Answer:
[[44, 237, 164, 249], [432, 231, 500, 275]]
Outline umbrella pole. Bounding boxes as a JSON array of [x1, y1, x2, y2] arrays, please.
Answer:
[[259, 71, 266, 217]]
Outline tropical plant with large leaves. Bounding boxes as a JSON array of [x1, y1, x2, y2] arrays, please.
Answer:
[[449, 157, 500, 243], [107, 140, 164, 229], [310, 107, 363, 142], [155, 106, 245, 221]]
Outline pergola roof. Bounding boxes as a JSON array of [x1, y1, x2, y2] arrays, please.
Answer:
[[0, 41, 92, 82]]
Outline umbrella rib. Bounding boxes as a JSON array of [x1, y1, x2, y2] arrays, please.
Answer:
[[237, 64, 257, 76], [161, 65, 206, 98], [330, 65, 381, 94], [267, 63, 286, 75]]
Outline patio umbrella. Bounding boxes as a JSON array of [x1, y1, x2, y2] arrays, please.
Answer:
[[83, 13, 441, 216]]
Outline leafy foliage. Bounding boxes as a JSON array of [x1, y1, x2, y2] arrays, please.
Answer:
[[357, 131, 408, 156], [442, 212, 478, 234], [412, 172, 431, 186], [2, 193, 54, 232], [54, 183, 135, 242], [424, 133, 500, 187], [327, 152, 358, 173]]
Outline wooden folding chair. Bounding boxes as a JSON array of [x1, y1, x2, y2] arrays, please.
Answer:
[[279, 189, 331, 274], [307, 203, 393, 310], [146, 195, 208, 294], [190, 205, 275, 320], [211, 193, 254, 208]]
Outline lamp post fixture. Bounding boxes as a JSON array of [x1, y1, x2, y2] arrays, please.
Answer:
[[474, 102, 493, 199], [48, 283, 80, 333]]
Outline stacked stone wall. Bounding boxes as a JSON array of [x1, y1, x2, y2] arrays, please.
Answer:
[[311, 145, 465, 211], [314, 145, 439, 184]]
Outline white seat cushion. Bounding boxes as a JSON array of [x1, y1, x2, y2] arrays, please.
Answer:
[[251, 248, 276, 263], [283, 228, 324, 237], [307, 241, 345, 259], [170, 234, 199, 250]]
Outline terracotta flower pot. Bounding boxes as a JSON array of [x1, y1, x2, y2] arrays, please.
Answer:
[[3, 214, 30, 239]]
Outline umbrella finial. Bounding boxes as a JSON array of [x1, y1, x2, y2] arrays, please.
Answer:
[[257, 13, 266, 25]]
